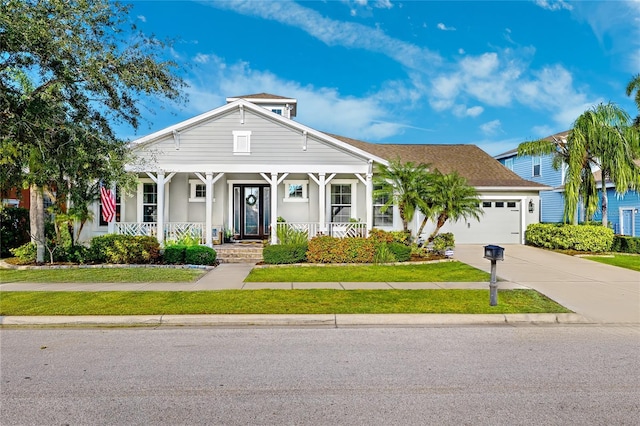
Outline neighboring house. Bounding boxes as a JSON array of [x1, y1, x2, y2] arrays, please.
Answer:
[[495, 131, 640, 236], [80, 93, 547, 245]]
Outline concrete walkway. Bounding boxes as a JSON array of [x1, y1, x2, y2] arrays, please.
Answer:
[[1, 245, 638, 325]]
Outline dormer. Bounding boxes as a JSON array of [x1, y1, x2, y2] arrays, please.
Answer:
[[226, 93, 297, 119]]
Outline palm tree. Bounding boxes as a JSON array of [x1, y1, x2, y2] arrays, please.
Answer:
[[519, 102, 640, 227], [373, 158, 431, 234], [419, 171, 483, 243], [626, 73, 640, 127]]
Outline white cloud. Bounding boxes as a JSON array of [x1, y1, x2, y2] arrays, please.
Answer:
[[137, 15, 147, 22], [184, 55, 407, 140], [452, 105, 484, 118], [534, 0, 572, 11], [209, 0, 441, 71], [480, 119, 502, 136], [437, 23, 456, 31], [193, 53, 212, 64]]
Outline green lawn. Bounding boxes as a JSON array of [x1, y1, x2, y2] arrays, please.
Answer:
[[246, 262, 490, 282], [0, 268, 205, 283], [0, 289, 570, 315], [582, 254, 640, 272]]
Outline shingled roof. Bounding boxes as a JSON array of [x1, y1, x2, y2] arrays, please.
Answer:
[[329, 134, 547, 188]]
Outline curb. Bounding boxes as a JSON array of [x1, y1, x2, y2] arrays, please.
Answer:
[[0, 313, 594, 327]]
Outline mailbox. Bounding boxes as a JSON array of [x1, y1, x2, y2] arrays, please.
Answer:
[[483, 245, 504, 261]]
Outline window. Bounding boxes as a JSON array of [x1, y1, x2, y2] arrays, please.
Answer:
[[189, 179, 213, 202], [507, 201, 516, 208], [495, 201, 505, 208], [99, 189, 121, 226], [143, 183, 157, 223], [271, 108, 282, 115], [504, 158, 514, 170], [283, 180, 308, 202], [373, 185, 393, 226], [482, 201, 492, 208], [331, 184, 352, 222], [232, 130, 251, 154], [532, 156, 541, 177]]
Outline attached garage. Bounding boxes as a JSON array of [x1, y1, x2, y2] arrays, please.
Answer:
[[443, 199, 523, 244]]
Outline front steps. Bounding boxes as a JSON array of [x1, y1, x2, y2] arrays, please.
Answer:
[[214, 242, 264, 263]]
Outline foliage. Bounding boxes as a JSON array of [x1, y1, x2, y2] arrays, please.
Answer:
[[525, 223, 614, 252], [276, 224, 309, 245], [306, 235, 377, 263], [518, 102, 640, 226], [90, 234, 161, 264], [0, 0, 185, 261], [163, 245, 187, 264], [373, 158, 431, 234], [9, 242, 37, 264], [611, 235, 640, 254], [432, 233, 455, 253], [368, 229, 411, 245], [184, 245, 217, 265], [419, 171, 482, 242], [165, 234, 201, 247], [0, 207, 30, 257], [373, 243, 397, 264], [263, 243, 308, 264], [387, 242, 412, 262], [626, 73, 640, 128]]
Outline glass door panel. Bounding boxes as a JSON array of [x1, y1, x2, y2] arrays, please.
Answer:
[[244, 187, 260, 236]]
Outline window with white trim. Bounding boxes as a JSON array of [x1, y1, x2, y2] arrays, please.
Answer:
[[532, 156, 541, 177], [504, 157, 514, 170], [373, 184, 393, 226], [189, 179, 213, 203], [142, 183, 157, 222], [331, 184, 352, 222], [232, 130, 251, 154], [283, 180, 308, 202]]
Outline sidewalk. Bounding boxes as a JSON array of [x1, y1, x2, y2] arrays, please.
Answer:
[[2, 245, 638, 326]]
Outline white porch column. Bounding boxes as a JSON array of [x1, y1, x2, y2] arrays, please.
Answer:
[[270, 173, 278, 244], [318, 174, 326, 234], [365, 173, 373, 231], [156, 171, 165, 244], [205, 172, 213, 247]]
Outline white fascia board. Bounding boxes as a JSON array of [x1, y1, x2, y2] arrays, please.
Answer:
[[226, 96, 297, 104], [126, 163, 369, 174], [475, 186, 550, 192]]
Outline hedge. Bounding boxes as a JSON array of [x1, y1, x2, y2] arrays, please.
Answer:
[[388, 242, 411, 262], [611, 235, 640, 254], [306, 235, 377, 263], [525, 223, 613, 252], [263, 243, 308, 264], [164, 245, 187, 264], [184, 245, 217, 265], [90, 234, 161, 264]]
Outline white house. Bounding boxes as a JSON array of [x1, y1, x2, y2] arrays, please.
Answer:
[[85, 93, 548, 246]]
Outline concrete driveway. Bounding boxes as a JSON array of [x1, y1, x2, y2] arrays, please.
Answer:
[[454, 245, 640, 324]]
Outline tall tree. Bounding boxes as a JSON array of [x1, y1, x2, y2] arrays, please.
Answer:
[[518, 103, 640, 227], [626, 73, 640, 128], [417, 171, 482, 243], [0, 0, 185, 261], [373, 159, 431, 234]]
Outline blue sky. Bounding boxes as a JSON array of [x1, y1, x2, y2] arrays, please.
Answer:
[[124, 0, 640, 155]]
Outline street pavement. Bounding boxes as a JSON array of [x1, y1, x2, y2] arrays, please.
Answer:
[[1, 245, 638, 326]]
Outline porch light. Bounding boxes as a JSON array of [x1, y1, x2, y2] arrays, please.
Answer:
[[528, 199, 535, 213]]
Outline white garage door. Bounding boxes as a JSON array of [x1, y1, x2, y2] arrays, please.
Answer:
[[442, 200, 522, 244]]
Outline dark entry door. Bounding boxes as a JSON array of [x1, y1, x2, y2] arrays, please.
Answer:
[[233, 185, 271, 240]]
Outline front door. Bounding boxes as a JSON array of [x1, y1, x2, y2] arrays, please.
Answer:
[[621, 208, 634, 236], [233, 185, 271, 240]]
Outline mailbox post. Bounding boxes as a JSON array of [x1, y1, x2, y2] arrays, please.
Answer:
[[483, 245, 504, 306]]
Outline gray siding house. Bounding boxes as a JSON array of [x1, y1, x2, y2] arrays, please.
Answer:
[[85, 93, 547, 245]]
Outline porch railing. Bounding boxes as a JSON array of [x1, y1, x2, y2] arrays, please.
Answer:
[[276, 222, 367, 241], [114, 222, 222, 245]]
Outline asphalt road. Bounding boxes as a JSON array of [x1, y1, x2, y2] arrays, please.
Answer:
[[1, 326, 639, 425]]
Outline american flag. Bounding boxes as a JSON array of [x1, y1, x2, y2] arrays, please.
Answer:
[[100, 184, 116, 223]]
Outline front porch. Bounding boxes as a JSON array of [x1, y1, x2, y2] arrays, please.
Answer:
[[113, 221, 369, 245]]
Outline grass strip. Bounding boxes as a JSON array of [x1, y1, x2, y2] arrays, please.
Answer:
[[0, 289, 570, 315], [246, 262, 490, 282], [0, 268, 205, 283], [582, 255, 640, 272]]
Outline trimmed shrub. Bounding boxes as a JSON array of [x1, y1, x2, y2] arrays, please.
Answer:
[[388, 242, 411, 262], [611, 235, 640, 254], [89, 234, 161, 264], [306, 235, 377, 263], [525, 223, 613, 252], [373, 243, 396, 264], [164, 245, 187, 264], [263, 243, 308, 264], [184, 245, 217, 265], [368, 229, 394, 244], [9, 242, 37, 264], [63, 245, 91, 264], [1, 207, 30, 258]]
